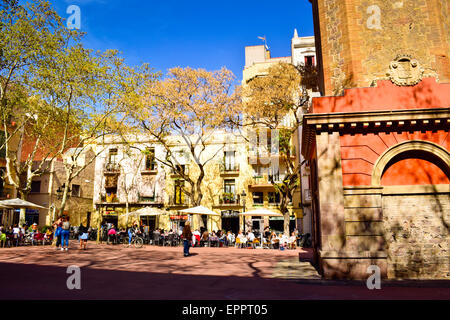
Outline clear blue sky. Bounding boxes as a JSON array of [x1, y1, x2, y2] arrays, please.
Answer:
[[52, 0, 314, 81]]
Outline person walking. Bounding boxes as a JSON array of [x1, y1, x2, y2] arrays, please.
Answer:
[[53, 217, 63, 250], [79, 223, 89, 250], [0, 225, 6, 248], [61, 216, 71, 251], [182, 221, 193, 257]]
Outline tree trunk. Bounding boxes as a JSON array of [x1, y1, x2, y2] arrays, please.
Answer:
[[18, 191, 27, 227], [283, 210, 290, 236], [57, 182, 70, 218]]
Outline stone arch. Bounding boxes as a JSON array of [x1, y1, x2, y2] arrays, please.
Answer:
[[371, 140, 450, 186]]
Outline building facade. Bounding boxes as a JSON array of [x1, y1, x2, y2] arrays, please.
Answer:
[[303, 0, 449, 279], [26, 147, 96, 227], [243, 32, 318, 234]]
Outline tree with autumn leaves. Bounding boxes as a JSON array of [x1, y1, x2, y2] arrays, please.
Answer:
[[127, 67, 240, 207], [240, 62, 312, 236], [0, 0, 133, 223]]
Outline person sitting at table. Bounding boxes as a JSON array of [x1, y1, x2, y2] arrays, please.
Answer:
[[218, 232, 227, 247], [280, 233, 289, 249], [288, 232, 297, 249], [269, 231, 279, 249], [226, 231, 234, 246], [264, 226, 271, 240], [192, 229, 201, 247], [200, 230, 209, 247], [44, 228, 53, 243], [236, 230, 247, 248]]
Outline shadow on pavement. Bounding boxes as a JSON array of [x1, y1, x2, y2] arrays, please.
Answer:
[[1, 262, 449, 300]]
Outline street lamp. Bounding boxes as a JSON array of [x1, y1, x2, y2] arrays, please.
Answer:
[[56, 184, 71, 200], [241, 190, 247, 232]]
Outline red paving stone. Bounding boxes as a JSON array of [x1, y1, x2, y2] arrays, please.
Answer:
[[0, 243, 449, 300]]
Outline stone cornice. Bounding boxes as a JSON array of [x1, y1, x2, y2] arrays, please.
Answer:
[[302, 108, 450, 159]]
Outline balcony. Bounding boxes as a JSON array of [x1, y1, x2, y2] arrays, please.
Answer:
[[104, 162, 120, 175], [248, 147, 296, 164], [213, 193, 243, 209], [219, 163, 240, 176], [138, 194, 163, 204], [170, 166, 189, 178], [141, 163, 158, 175], [168, 195, 190, 208], [100, 193, 119, 203], [249, 174, 286, 190]]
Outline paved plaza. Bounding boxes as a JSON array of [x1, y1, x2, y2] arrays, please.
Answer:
[[0, 243, 449, 300]]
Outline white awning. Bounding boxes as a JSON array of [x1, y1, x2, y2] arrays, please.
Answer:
[[240, 208, 283, 217], [0, 198, 47, 209], [179, 205, 220, 216], [125, 207, 167, 217]]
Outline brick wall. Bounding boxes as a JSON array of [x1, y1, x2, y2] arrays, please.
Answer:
[[313, 0, 450, 96]]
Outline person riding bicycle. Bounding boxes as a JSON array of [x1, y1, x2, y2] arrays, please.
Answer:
[[127, 222, 141, 246]]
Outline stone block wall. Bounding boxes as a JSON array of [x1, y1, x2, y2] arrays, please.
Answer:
[[382, 191, 449, 279]]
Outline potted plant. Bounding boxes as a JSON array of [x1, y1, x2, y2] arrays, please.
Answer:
[[222, 192, 234, 204]]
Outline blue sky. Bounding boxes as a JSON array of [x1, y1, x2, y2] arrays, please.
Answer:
[[51, 0, 314, 81]]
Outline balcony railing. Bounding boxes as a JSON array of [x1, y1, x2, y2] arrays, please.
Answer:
[[220, 163, 240, 175], [218, 193, 241, 205], [101, 193, 119, 203], [168, 195, 190, 207], [170, 166, 189, 177], [138, 194, 163, 204], [104, 162, 120, 174], [252, 174, 286, 185], [141, 163, 158, 175]]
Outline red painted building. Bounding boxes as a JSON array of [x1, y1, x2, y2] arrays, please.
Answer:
[[303, 0, 449, 279]]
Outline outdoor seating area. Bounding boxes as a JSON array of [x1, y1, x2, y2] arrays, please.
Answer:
[[0, 228, 54, 248], [96, 224, 309, 251]]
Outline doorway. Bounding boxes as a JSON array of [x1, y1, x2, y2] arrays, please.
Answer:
[[221, 210, 240, 234], [140, 216, 156, 231]]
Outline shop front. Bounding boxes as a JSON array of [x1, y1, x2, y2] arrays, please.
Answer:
[[169, 214, 189, 234], [102, 209, 118, 228], [269, 215, 296, 233], [221, 210, 240, 234]]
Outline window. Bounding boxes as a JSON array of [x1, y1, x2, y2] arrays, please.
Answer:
[[224, 151, 236, 171], [72, 184, 81, 197], [174, 180, 185, 205], [224, 179, 235, 195], [145, 148, 156, 170], [30, 181, 41, 193], [108, 148, 118, 164], [268, 192, 280, 204], [252, 192, 264, 205], [173, 164, 187, 175], [305, 55, 315, 66]]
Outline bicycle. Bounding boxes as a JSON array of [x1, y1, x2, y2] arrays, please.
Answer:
[[122, 232, 144, 248]]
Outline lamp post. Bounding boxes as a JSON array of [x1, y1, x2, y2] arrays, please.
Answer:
[[56, 183, 71, 200], [241, 190, 247, 232]]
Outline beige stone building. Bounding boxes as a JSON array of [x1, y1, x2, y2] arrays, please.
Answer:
[[242, 31, 319, 234], [91, 128, 300, 235], [26, 146, 96, 227]]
